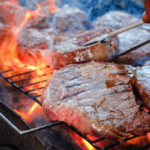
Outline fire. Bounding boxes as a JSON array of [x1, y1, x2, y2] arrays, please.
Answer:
[[144, 107, 149, 113], [82, 139, 95, 150], [14, 102, 44, 123], [0, 0, 58, 122], [1, 1, 150, 150], [28, 103, 39, 115]]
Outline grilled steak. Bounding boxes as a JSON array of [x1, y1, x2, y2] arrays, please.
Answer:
[[91, 11, 150, 66], [47, 28, 118, 69], [52, 4, 87, 34], [17, 28, 56, 65], [42, 61, 150, 139], [135, 60, 150, 110], [17, 27, 118, 68]]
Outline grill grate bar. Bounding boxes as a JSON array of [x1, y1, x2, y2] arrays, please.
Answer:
[[0, 70, 42, 106], [93, 138, 105, 143], [1, 58, 150, 150], [12, 77, 33, 83], [35, 95, 41, 98], [27, 87, 44, 93], [0, 68, 14, 73], [0, 66, 27, 73], [68, 124, 102, 150], [6, 70, 38, 79], [12, 74, 50, 83], [6, 66, 49, 79], [18, 80, 47, 88], [102, 136, 137, 150]]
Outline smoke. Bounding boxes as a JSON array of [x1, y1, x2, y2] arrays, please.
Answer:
[[19, 0, 145, 28]]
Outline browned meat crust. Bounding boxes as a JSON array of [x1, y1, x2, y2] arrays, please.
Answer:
[[17, 28, 118, 68], [41, 61, 150, 139], [17, 28, 54, 65], [15, 26, 118, 68], [48, 28, 118, 69], [91, 11, 150, 66], [135, 60, 150, 110]]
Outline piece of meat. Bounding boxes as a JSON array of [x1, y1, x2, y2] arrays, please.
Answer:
[[0, 1, 58, 28], [16, 28, 69, 65], [135, 60, 150, 110], [0, 22, 10, 44], [42, 61, 150, 139], [113, 28, 150, 66], [91, 11, 150, 66], [52, 4, 87, 34], [91, 11, 139, 31], [47, 28, 118, 69], [16, 26, 118, 68]]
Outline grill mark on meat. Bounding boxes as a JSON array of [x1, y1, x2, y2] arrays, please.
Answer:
[[62, 86, 132, 103], [41, 62, 150, 139], [69, 77, 80, 81], [61, 81, 132, 100], [65, 82, 92, 89]]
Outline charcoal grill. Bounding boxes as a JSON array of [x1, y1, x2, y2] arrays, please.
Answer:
[[1, 44, 150, 150], [0, 100, 46, 150]]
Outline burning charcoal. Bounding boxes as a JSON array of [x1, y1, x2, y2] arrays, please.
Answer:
[[135, 60, 150, 110], [52, 4, 87, 33], [46, 28, 118, 69], [91, 11, 150, 66], [41, 61, 150, 139]]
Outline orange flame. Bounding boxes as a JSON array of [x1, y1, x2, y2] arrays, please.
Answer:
[[2, 1, 150, 150], [82, 139, 95, 150], [0, 0, 58, 120], [28, 103, 39, 115]]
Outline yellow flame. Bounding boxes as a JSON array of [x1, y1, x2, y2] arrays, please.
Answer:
[[28, 103, 39, 115], [82, 139, 95, 150]]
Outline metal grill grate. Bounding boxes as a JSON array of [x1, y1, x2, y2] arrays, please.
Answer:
[[0, 65, 150, 150]]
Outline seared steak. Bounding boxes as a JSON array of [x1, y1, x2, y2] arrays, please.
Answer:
[[135, 60, 150, 110], [42, 61, 150, 139], [91, 11, 150, 66], [17, 27, 71, 65], [52, 4, 87, 33], [91, 11, 139, 31], [48, 28, 118, 69], [15, 26, 118, 68]]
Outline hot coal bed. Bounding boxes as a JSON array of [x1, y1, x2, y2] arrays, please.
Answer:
[[1, 0, 150, 150]]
